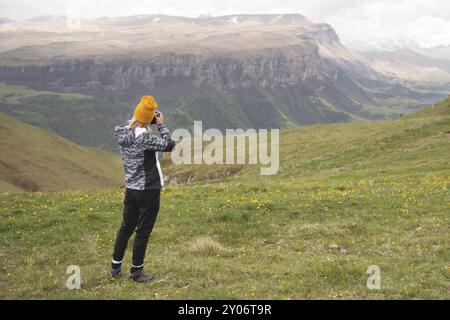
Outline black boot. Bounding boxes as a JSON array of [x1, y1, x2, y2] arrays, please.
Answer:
[[129, 268, 153, 282], [111, 267, 121, 278]]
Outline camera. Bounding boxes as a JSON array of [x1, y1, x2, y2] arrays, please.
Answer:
[[151, 111, 161, 125]]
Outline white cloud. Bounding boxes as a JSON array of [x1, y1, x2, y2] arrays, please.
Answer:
[[0, 0, 449, 47], [406, 15, 450, 47], [326, 0, 450, 47]]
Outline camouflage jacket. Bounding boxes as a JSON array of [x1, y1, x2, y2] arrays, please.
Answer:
[[114, 124, 175, 190]]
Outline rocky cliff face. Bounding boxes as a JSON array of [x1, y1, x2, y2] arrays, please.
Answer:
[[297, 23, 341, 45], [0, 44, 330, 93], [0, 14, 343, 93]]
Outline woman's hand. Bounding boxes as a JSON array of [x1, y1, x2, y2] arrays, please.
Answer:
[[155, 111, 164, 125]]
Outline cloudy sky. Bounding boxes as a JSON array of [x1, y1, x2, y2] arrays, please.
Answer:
[[1, 0, 449, 47]]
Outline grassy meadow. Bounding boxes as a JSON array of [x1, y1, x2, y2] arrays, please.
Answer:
[[0, 105, 449, 299]]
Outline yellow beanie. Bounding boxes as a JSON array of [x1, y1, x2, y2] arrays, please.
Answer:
[[134, 96, 158, 124]]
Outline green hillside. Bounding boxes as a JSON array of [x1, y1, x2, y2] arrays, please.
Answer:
[[0, 83, 130, 152], [0, 112, 123, 193], [404, 95, 450, 118], [2, 81, 443, 155], [0, 108, 449, 299], [162, 109, 450, 184]]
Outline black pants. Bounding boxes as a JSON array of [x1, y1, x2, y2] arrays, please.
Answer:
[[112, 188, 161, 268]]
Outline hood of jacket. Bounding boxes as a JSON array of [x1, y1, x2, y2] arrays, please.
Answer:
[[114, 126, 136, 147]]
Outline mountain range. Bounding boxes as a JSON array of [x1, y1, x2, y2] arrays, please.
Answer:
[[343, 38, 422, 52], [0, 14, 448, 152]]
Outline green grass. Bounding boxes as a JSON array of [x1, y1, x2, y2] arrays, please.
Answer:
[[0, 112, 449, 299], [0, 82, 94, 104], [404, 95, 450, 118]]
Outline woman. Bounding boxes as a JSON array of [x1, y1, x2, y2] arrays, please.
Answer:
[[111, 96, 175, 282]]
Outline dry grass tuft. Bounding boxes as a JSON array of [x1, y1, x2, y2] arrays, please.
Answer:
[[191, 236, 226, 256]]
